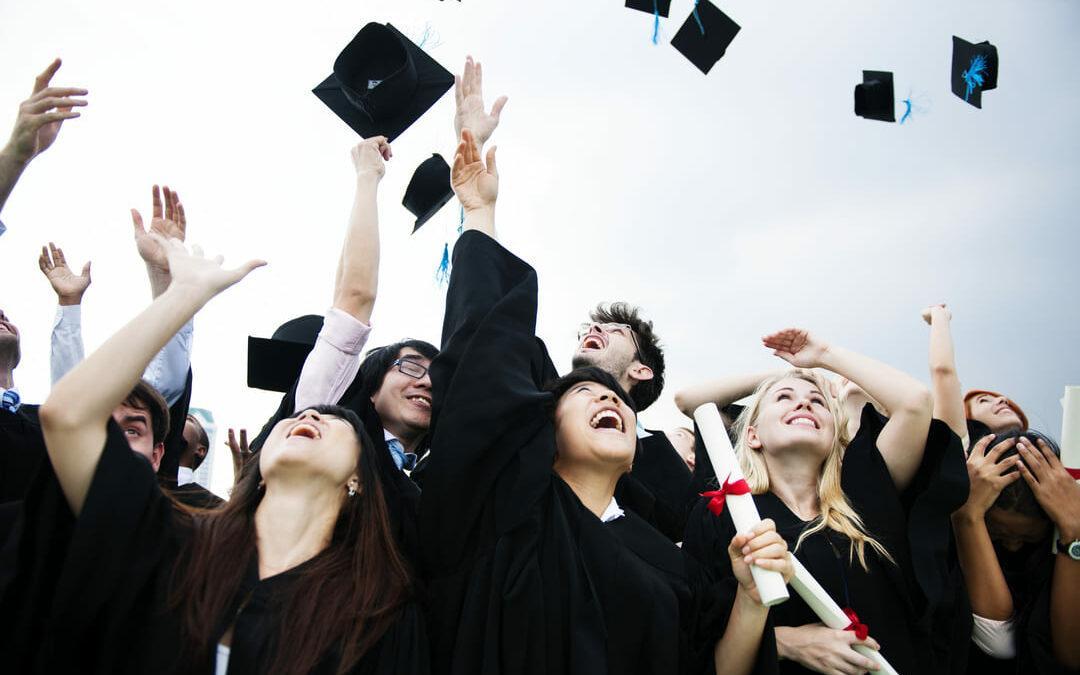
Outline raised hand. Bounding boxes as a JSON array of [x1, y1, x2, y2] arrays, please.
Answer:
[[959, 434, 1021, 517], [1017, 436, 1080, 539], [38, 242, 91, 305], [762, 328, 830, 369], [132, 185, 187, 272], [351, 136, 391, 180], [775, 623, 881, 675], [454, 56, 508, 148], [727, 519, 793, 604], [227, 427, 253, 481], [5, 59, 87, 165], [153, 235, 265, 301], [921, 303, 951, 325], [451, 129, 498, 212]]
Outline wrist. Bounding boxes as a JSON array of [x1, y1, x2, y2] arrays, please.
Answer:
[[0, 142, 30, 168], [734, 584, 769, 614], [57, 294, 84, 306], [354, 172, 382, 187], [953, 507, 988, 528]]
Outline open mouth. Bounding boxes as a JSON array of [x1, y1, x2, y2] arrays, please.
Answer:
[[589, 408, 625, 432], [580, 335, 606, 351], [287, 423, 321, 440], [785, 414, 819, 430], [407, 394, 431, 409]]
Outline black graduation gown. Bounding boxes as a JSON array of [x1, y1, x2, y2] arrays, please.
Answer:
[[0, 420, 429, 675], [966, 541, 1079, 675], [169, 481, 225, 509], [157, 368, 195, 486], [683, 404, 968, 675], [420, 231, 752, 675], [615, 430, 698, 543]]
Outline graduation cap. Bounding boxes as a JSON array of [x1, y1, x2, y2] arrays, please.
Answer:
[[670, 1, 741, 74], [403, 153, 454, 233], [854, 70, 896, 122], [951, 36, 998, 108], [313, 23, 454, 141], [626, 0, 671, 17], [247, 315, 324, 392]]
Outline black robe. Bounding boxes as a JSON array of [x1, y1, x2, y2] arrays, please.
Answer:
[[0, 420, 429, 674], [683, 404, 969, 675], [420, 231, 757, 675], [169, 481, 225, 509], [966, 540, 1079, 675], [615, 430, 698, 543]]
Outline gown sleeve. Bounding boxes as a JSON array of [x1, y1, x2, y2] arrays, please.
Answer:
[[421, 231, 559, 573]]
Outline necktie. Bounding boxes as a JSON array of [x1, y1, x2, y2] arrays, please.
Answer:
[[0, 389, 20, 414], [387, 438, 417, 472]]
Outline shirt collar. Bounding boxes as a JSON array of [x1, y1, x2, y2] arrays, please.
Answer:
[[635, 420, 652, 439], [600, 497, 625, 523], [177, 466, 195, 486]]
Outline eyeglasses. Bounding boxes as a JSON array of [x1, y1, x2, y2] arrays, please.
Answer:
[[577, 322, 641, 357], [392, 358, 429, 379]]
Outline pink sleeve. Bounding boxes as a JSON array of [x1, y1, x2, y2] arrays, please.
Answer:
[[294, 307, 372, 412]]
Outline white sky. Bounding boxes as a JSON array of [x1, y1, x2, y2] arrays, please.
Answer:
[[1, 0, 1077, 496]]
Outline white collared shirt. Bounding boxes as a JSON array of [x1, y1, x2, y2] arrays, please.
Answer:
[[294, 307, 372, 411], [177, 466, 195, 487], [600, 497, 625, 523]]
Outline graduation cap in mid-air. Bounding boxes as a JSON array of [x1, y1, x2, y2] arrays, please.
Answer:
[[670, 1, 741, 74], [854, 70, 896, 122], [247, 315, 324, 392], [313, 23, 455, 141], [625, 0, 671, 17], [403, 153, 454, 233], [951, 36, 998, 108]]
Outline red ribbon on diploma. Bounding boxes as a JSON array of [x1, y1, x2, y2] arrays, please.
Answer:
[[1067, 468, 1080, 480], [843, 608, 869, 641], [701, 474, 751, 516]]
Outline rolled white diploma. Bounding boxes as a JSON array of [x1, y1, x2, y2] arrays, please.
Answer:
[[693, 403, 789, 607], [1061, 386, 1080, 478], [789, 556, 900, 675]]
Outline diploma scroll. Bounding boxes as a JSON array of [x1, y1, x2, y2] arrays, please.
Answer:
[[693, 403, 789, 607], [1061, 386, 1080, 480], [789, 557, 900, 675]]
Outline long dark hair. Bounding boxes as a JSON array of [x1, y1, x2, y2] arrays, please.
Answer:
[[169, 405, 413, 673]]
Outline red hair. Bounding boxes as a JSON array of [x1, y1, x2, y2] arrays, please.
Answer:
[[963, 390, 1029, 430]]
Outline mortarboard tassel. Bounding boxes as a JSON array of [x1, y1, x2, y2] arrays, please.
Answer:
[[962, 54, 988, 102], [899, 96, 913, 124], [435, 242, 451, 286], [652, 0, 661, 44], [692, 0, 705, 35]]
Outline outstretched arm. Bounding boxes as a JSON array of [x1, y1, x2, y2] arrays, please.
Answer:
[[674, 371, 783, 417], [333, 136, 390, 322], [39, 242, 91, 385], [452, 129, 498, 239], [0, 59, 86, 217], [39, 238, 264, 514], [764, 328, 932, 491], [923, 305, 968, 443]]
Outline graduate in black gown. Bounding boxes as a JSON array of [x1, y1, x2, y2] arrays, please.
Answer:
[[420, 129, 793, 675], [0, 236, 428, 674], [682, 329, 968, 675], [953, 430, 1080, 674]]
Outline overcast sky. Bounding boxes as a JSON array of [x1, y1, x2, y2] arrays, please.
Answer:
[[1, 0, 1077, 495]]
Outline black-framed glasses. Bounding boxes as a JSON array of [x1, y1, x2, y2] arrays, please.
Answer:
[[577, 322, 641, 358], [393, 358, 429, 379]]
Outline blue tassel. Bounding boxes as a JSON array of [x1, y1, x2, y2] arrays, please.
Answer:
[[899, 97, 913, 124], [652, 0, 660, 44], [962, 54, 988, 101], [458, 204, 464, 235], [692, 0, 705, 35], [435, 242, 451, 286]]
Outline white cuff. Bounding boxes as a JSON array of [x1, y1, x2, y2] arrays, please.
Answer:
[[971, 613, 1017, 659]]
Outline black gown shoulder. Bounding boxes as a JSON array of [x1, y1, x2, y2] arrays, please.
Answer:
[[683, 404, 968, 675], [615, 430, 697, 543], [421, 231, 747, 675], [0, 419, 429, 675]]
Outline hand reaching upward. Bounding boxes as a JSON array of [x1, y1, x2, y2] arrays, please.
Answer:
[[762, 328, 831, 369], [6, 59, 87, 165], [38, 242, 91, 305], [153, 235, 266, 302], [454, 56, 507, 149], [132, 185, 187, 271], [452, 129, 498, 213]]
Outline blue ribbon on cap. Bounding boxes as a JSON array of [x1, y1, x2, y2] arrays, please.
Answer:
[[692, 0, 705, 34], [962, 54, 988, 101]]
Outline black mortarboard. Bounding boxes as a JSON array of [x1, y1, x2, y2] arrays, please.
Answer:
[[403, 153, 454, 233], [854, 70, 896, 122], [670, 1, 741, 75], [247, 315, 324, 392], [313, 23, 455, 141], [951, 36, 998, 109], [626, 0, 671, 17]]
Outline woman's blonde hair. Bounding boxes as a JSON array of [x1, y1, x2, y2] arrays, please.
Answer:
[[733, 369, 893, 570]]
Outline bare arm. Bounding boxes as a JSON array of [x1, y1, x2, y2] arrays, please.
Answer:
[[923, 305, 967, 441], [674, 371, 781, 417], [452, 130, 498, 240], [764, 328, 932, 491], [333, 137, 390, 322], [0, 59, 86, 216], [39, 238, 264, 515]]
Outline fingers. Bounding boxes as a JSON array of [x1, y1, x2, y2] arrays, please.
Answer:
[[177, 202, 187, 231], [229, 259, 268, 282], [490, 95, 508, 120], [38, 246, 50, 273], [485, 146, 498, 176], [1017, 438, 1046, 474], [454, 74, 463, 107], [152, 185, 163, 219], [969, 433, 995, 459], [24, 110, 80, 129], [24, 96, 88, 115], [33, 58, 63, 94], [51, 242, 66, 267], [81, 261, 91, 280], [985, 436, 1017, 462], [1033, 437, 1064, 469], [240, 428, 248, 450], [163, 186, 175, 222]]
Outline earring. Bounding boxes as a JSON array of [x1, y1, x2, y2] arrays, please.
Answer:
[[348, 485, 357, 497]]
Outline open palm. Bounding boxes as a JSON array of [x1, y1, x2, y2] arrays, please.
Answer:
[[762, 328, 829, 369], [453, 56, 507, 148], [38, 242, 90, 300], [133, 185, 187, 270], [451, 129, 498, 211]]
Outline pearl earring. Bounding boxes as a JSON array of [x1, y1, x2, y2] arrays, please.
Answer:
[[348, 485, 357, 497]]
